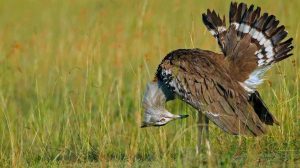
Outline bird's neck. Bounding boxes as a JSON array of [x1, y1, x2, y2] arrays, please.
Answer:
[[142, 81, 174, 109]]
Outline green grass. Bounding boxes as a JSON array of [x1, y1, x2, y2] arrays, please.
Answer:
[[0, 0, 299, 167]]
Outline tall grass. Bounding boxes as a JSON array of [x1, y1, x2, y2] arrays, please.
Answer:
[[0, 0, 299, 167]]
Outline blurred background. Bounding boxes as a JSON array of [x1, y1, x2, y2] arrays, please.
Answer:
[[0, 0, 299, 167]]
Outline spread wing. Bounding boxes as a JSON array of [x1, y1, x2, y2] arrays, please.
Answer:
[[157, 49, 266, 136], [202, 2, 293, 93]]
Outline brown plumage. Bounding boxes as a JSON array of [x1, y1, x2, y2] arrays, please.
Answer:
[[142, 2, 293, 137], [157, 49, 268, 136]]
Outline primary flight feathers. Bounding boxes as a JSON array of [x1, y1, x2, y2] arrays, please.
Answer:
[[202, 2, 293, 91]]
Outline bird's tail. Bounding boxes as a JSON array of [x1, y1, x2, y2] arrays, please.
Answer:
[[249, 91, 279, 125]]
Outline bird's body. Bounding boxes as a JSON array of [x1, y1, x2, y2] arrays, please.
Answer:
[[141, 2, 293, 137], [156, 48, 277, 136]]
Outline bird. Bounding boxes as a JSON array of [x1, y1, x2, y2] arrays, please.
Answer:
[[141, 2, 293, 147]]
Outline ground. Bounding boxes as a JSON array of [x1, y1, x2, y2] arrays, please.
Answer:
[[0, 0, 299, 167]]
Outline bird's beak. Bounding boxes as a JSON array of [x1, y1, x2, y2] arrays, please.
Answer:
[[172, 114, 189, 119], [178, 114, 189, 119]]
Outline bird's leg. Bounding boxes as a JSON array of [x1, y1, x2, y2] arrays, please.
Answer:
[[197, 112, 204, 153], [196, 112, 210, 154], [205, 115, 209, 140], [205, 116, 211, 156]]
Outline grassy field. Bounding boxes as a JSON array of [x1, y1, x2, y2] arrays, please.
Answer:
[[0, 0, 299, 167]]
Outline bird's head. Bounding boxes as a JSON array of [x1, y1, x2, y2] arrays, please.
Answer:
[[141, 81, 189, 128], [141, 108, 189, 127]]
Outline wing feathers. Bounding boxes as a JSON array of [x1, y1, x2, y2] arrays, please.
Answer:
[[157, 49, 268, 136], [221, 2, 294, 91], [202, 9, 227, 51], [224, 26, 238, 57], [204, 2, 293, 70]]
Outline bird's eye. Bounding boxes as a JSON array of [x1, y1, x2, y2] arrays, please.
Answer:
[[159, 118, 166, 122]]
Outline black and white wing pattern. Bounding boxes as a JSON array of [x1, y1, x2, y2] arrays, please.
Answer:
[[202, 10, 227, 53], [202, 2, 294, 92]]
